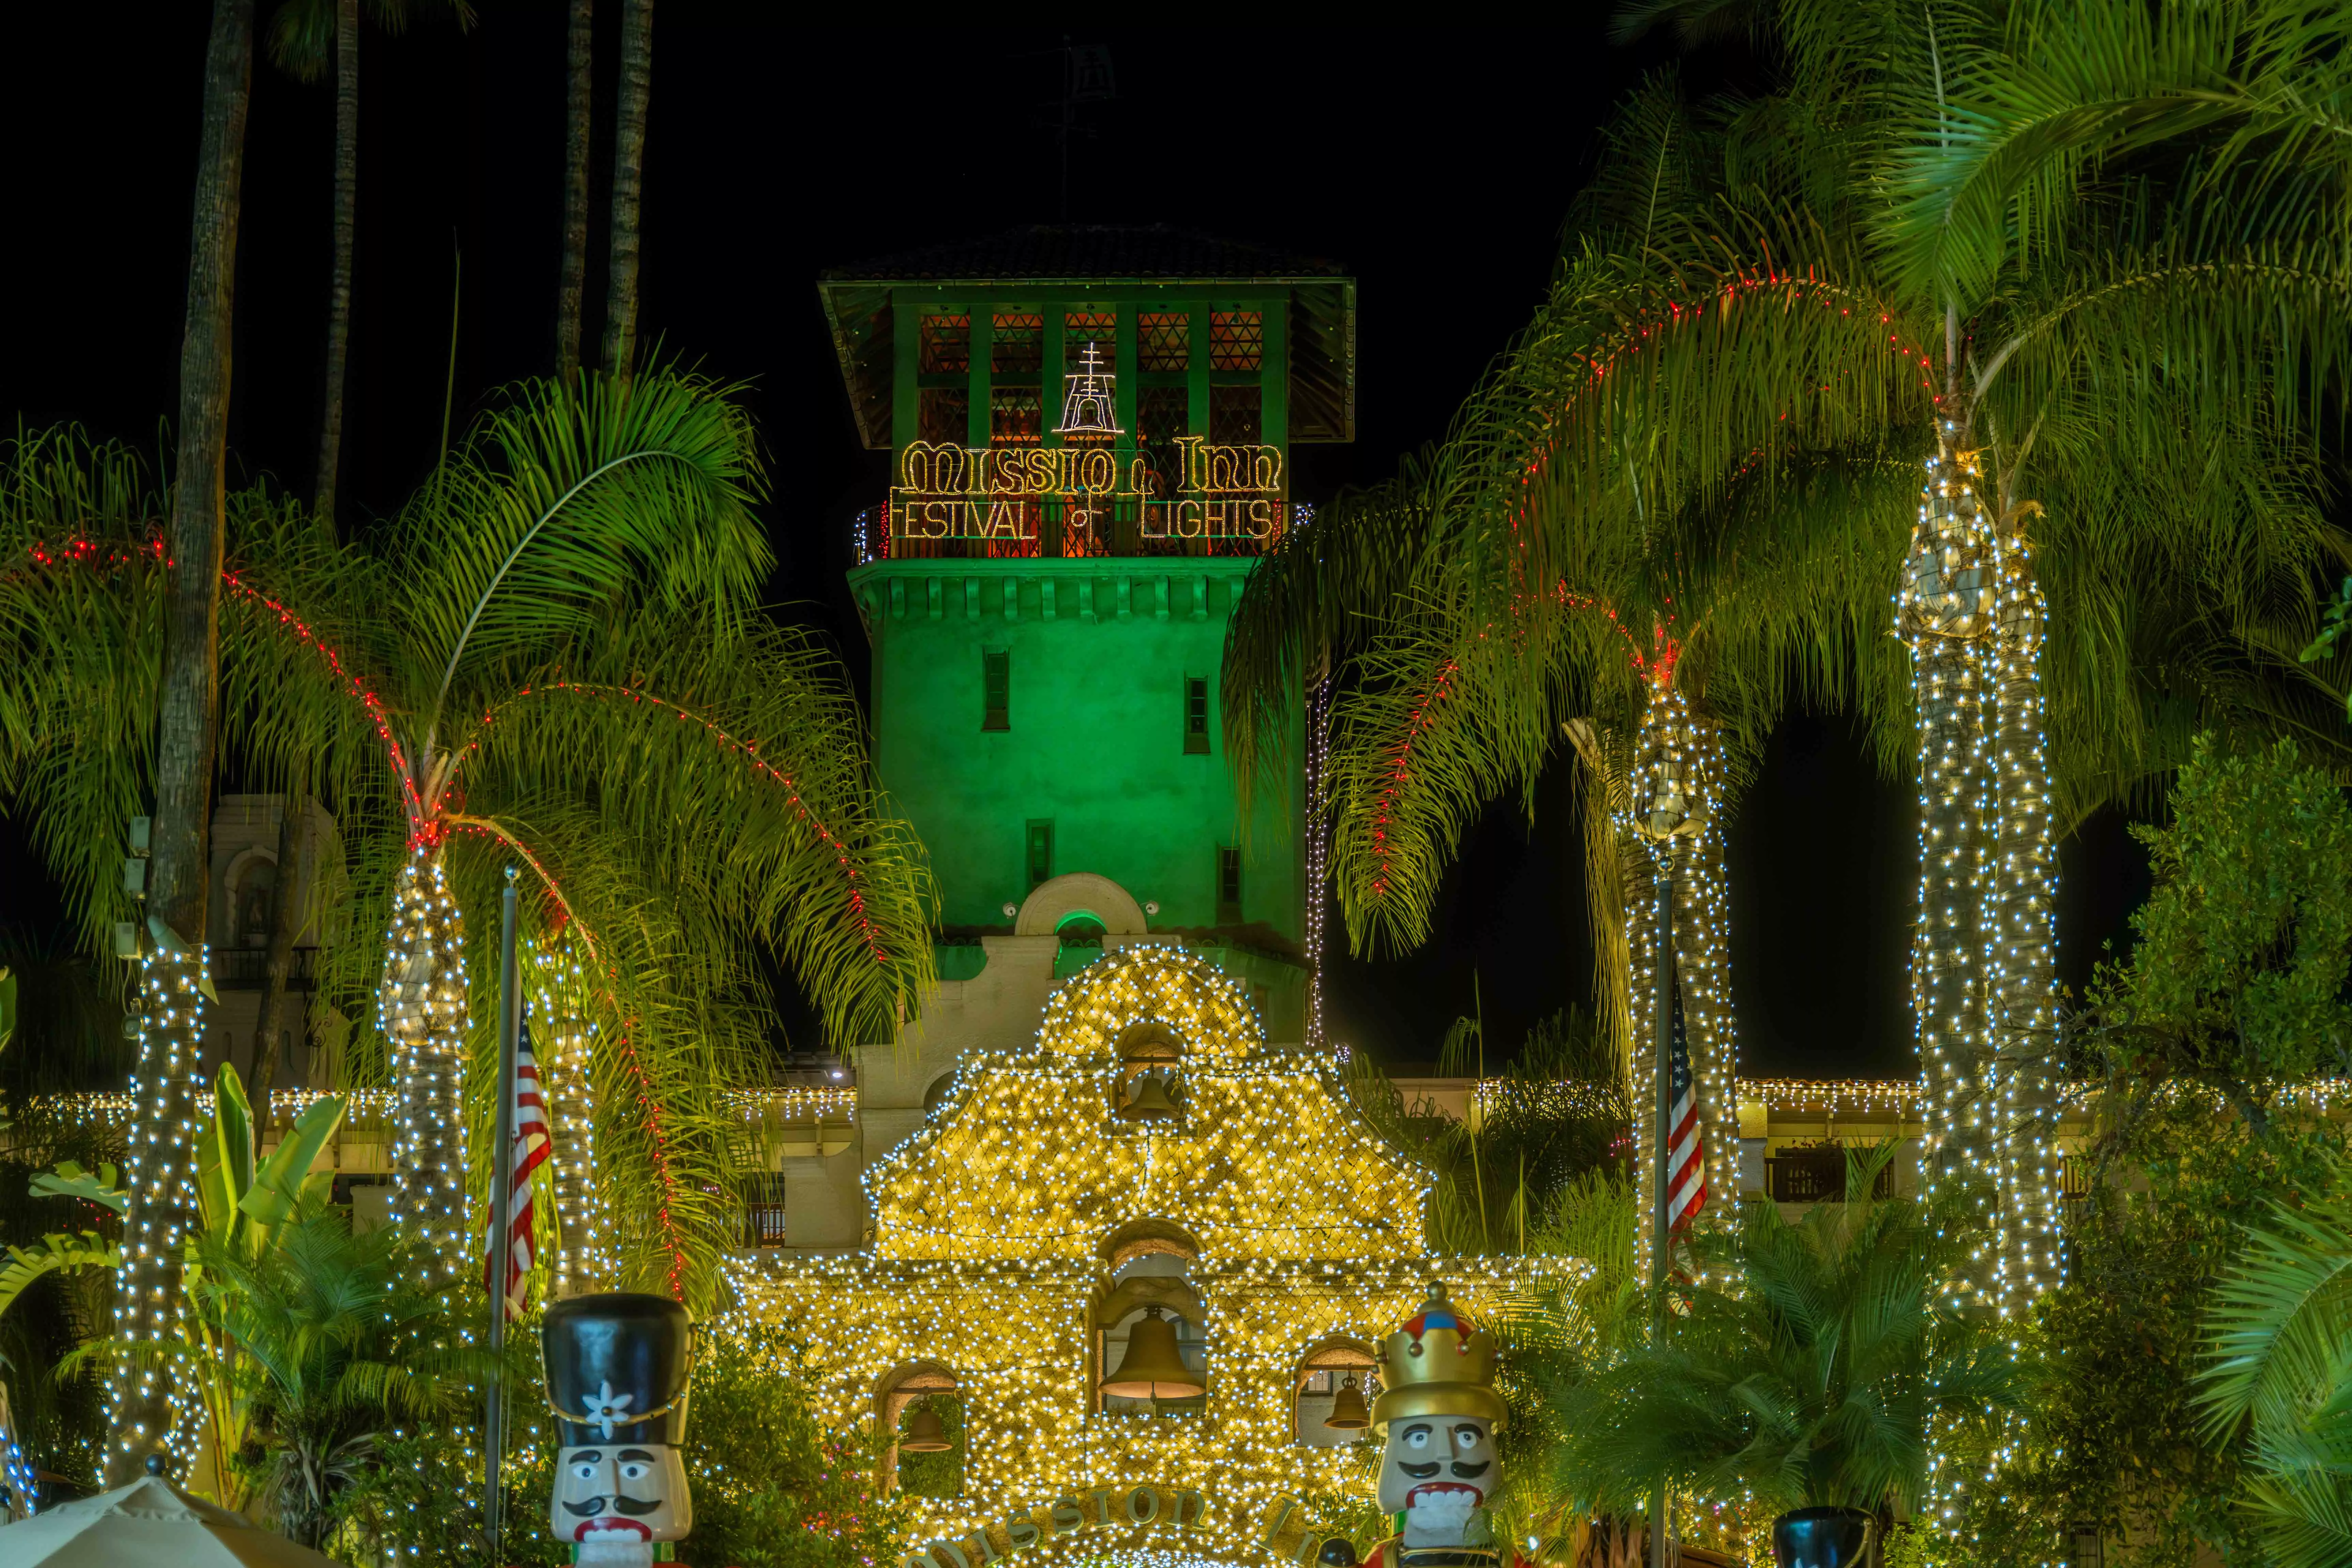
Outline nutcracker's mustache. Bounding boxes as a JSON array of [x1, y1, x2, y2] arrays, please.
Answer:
[[562, 1495, 663, 1517]]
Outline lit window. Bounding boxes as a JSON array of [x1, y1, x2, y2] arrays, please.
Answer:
[[1217, 846, 1242, 922], [1138, 312, 1189, 371], [1027, 820, 1054, 890], [918, 387, 968, 445], [990, 388, 1042, 447], [992, 312, 1044, 376], [918, 314, 971, 374], [1185, 677, 1210, 754], [982, 649, 1009, 731], [1210, 383, 1261, 446], [1209, 310, 1263, 370]]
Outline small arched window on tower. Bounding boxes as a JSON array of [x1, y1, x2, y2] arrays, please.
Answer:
[[1112, 1020, 1184, 1128], [1096, 1224, 1207, 1418], [1294, 1339, 1380, 1446], [877, 1362, 963, 1497]]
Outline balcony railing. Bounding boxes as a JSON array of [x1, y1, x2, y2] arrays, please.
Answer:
[[1766, 1146, 1898, 1204], [214, 945, 320, 991]]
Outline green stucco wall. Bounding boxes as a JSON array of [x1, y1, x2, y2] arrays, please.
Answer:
[[850, 558, 1302, 950]]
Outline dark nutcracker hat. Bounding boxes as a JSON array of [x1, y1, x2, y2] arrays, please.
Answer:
[[543, 1293, 695, 1447]]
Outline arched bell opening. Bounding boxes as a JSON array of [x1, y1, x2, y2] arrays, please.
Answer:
[[1053, 911, 1108, 981], [1112, 1019, 1186, 1128], [876, 1361, 964, 1497], [1293, 1337, 1380, 1446], [1094, 1221, 1207, 1418]]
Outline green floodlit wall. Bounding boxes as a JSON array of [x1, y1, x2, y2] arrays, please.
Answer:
[[850, 556, 1307, 1036]]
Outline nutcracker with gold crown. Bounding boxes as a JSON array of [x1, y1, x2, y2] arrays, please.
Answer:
[[1355, 1282, 1527, 1568]]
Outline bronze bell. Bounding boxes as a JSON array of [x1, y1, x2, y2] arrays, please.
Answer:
[[1118, 1069, 1180, 1122], [1100, 1305, 1204, 1399], [899, 1403, 952, 1452], [1326, 1372, 1371, 1430]]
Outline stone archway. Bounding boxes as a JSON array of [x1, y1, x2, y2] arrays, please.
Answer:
[[1015, 872, 1147, 937]]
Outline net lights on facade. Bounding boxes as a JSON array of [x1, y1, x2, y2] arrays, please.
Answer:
[[732, 943, 1573, 1568]]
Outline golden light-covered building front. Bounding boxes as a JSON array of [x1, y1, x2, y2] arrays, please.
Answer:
[[737, 943, 1565, 1567]]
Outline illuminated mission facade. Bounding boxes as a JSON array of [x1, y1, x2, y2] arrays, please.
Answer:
[[742, 230, 1556, 1565]]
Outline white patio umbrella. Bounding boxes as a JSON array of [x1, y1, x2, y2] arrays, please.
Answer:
[[0, 1463, 343, 1567]]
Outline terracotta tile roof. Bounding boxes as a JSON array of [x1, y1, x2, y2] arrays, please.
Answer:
[[824, 225, 1348, 283]]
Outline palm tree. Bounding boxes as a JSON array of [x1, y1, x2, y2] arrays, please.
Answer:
[[265, 0, 477, 526], [2199, 1159, 2352, 1568], [207, 367, 937, 1306], [555, 0, 594, 380], [121, 0, 258, 1483], [1, 376, 939, 1314], [602, 0, 653, 374], [190, 1203, 490, 1547], [1548, 1146, 2026, 1529], [1239, 18, 2352, 1312]]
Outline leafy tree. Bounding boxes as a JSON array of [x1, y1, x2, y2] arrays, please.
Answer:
[[688, 1325, 914, 1568], [1961, 737, 2351, 1567], [335, 1324, 909, 1568], [2082, 736, 2352, 1133]]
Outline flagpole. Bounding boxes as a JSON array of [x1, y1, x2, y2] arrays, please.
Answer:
[[487, 866, 521, 1562], [1649, 841, 1677, 1568]]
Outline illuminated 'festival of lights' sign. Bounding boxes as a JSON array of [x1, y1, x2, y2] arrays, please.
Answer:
[[890, 436, 1286, 545]]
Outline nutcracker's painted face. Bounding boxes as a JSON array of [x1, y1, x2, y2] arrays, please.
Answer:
[[1378, 1416, 1499, 1544], [549, 1443, 692, 1545]]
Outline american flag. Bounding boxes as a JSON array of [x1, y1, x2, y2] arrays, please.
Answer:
[[485, 1025, 552, 1322], [1667, 981, 1706, 1231]]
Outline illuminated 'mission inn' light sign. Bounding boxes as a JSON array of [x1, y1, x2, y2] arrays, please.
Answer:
[[891, 436, 1285, 545]]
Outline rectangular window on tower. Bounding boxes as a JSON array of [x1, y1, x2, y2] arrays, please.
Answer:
[[1184, 677, 1211, 754], [1027, 821, 1055, 890], [982, 649, 1010, 731], [1217, 846, 1243, 923]]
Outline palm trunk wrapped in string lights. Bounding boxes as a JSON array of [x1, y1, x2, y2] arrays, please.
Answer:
[[105, 945, 210, 1472], [533, 938, 614, 1297], [1897, 412, 1997, 1308], [1985, 510, 2064, 1316], [1620, 677, 1740, 1274], [382, 843, 470, 1294]]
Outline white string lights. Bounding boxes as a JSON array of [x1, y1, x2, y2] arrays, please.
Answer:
[[532, 938, 614, 1299], [1621, 679, 1740, 1269], [733, 943, 1571, 1567], [1897, 426, 1997, 1309], [381, 845, 470, 1294], [1986, 512, 2064, 1315], [105, 943, 209, 1474], [1305, 670, 1332, 1056]]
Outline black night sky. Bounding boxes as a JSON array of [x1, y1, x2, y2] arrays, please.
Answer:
[[3, 14, 2150, 1078]]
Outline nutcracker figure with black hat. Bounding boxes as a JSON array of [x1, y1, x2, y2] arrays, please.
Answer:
[[543, 1293, 696, 1567], [1351, 1282, 1528, 1568]]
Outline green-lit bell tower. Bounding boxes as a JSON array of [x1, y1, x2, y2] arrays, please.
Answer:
[[781, 230, 1355, 1250]]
